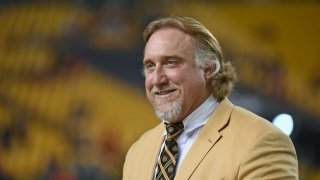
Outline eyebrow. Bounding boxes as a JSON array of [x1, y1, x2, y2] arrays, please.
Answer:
[[143, 55, 183, 63], [143, 59, 153, 66], [164, 55, 183, 61]]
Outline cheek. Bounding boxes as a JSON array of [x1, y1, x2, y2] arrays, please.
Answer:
[[166, 71, 183, 84], [145, 76, 152, 90], [145, 76, 154, 100], [145, 87, 153, 103], [183, 74, 206, 92]]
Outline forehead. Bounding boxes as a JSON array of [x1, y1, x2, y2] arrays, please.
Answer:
[[144, 28, 195, 60]]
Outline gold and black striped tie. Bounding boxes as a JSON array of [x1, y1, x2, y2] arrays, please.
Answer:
[[156, 122, 184, 180]]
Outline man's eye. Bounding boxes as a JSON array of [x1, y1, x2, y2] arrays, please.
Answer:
[[168, 61, 177, 65], [166, 60, 179, 67], [144, 63, 155, 70], [166, 59, 181, 67]]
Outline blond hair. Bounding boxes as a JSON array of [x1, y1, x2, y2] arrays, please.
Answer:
[[143, 16, 237, 102]]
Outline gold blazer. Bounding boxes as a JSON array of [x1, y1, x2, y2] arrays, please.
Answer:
[[123, 98, 298, 179]]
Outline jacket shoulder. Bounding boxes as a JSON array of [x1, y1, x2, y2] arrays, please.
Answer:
[[225, 106, 298, 179], [231, 105, 282, 134], [123, 123, 163, 179], [132, 123, 163, 147]]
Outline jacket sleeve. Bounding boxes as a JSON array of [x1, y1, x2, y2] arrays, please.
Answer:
[[237, 130, 299, 179]]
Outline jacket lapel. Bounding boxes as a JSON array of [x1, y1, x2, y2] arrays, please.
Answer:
[[145, 124, 165, 179], [175, 98, 234, 179]]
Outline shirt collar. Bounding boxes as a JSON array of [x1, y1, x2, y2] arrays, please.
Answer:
[[182, 95, 218, 135]]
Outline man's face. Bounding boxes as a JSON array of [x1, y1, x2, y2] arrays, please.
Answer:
[[143, 28, 211, 123]]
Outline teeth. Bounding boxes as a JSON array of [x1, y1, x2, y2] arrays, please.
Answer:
[[156, 89, 175, 95], [159, 91, 169, 95]]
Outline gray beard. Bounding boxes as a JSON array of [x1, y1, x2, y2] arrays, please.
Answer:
[[154, 100, 182, 123]]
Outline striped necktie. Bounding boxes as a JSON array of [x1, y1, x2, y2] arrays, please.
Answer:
[[156, 122, 184, 180]]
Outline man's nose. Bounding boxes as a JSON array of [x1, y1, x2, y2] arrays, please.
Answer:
[[152, 66, 168, 86]]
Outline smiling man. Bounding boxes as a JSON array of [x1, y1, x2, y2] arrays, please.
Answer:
[[123, 16, 298, 180], [144, 27, 211, 124]]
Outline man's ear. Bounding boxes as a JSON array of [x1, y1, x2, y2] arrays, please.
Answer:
[[204, 63, 214, 80], [204, 61, 220, 80]]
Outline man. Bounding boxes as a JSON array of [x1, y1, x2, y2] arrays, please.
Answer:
[[123, 16, 298, 180]]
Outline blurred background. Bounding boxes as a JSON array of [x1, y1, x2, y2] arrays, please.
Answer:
[[0, 0, 319, 179]]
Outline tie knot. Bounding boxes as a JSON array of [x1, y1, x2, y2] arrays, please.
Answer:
[[165, 122, 184, 139]]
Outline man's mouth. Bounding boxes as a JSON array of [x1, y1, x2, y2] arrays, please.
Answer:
[[155, 89, 177, 96]]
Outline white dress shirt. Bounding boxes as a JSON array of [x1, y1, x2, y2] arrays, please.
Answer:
[[154, 96, 218, 178]]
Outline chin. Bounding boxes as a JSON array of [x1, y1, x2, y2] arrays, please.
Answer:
[[154, 100, 182, 123]]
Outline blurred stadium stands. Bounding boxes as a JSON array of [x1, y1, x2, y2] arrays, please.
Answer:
[[0, 1, 319, 179]]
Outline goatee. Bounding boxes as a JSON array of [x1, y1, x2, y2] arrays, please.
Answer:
[[154, 100, 182, 123]]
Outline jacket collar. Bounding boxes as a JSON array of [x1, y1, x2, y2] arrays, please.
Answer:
[[174, 98, 234, 179]]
